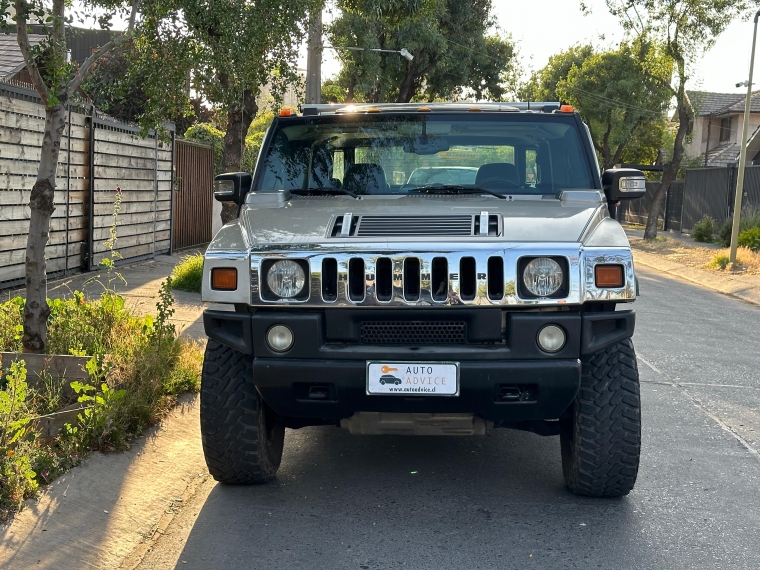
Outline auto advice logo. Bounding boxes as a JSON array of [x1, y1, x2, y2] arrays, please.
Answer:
[[378, 365, 449, 389]]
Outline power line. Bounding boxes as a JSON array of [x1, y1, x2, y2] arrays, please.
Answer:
[[563, 85, 666, 117]]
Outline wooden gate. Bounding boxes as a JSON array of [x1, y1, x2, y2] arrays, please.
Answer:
[[173, 139, 214, 250]]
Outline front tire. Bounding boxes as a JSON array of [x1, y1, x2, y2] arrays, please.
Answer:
[[200, 340, 285, 484], [560, 339, 641, 497]]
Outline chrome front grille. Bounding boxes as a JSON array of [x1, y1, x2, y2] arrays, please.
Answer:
[[330, 214, 502, 237], [214, 245, 636, 307]]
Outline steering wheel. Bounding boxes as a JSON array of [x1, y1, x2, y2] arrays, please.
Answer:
[[477, 177, 521, 189]]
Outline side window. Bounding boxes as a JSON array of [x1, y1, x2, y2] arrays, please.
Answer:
[[525, 149, 539, 186], [332, 150, 345, 182]]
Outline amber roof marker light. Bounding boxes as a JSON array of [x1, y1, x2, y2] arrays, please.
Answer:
[[560, 105, 575, 113]]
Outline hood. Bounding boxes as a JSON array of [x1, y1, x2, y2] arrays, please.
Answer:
[[239, 194, 607, 247]]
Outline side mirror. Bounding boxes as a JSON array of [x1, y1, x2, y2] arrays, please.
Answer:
[[601, 168, 646, 202], [214, 172, 252, 204]]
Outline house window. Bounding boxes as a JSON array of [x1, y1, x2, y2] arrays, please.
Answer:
[[720, 117, 732, 142]]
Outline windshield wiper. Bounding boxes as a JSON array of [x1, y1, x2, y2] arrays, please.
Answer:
[[290, 187, 360, 199], [410, 184, 507, 199]]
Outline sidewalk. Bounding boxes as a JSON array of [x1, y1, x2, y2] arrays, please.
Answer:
[[625, 230, 760, 307]]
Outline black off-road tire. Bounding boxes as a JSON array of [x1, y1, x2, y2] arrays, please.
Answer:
[[200, 340, 285, 484], [560, 339, 641, 497]]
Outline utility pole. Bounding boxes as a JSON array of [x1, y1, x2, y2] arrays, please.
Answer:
[[305, 8, 322, 104], [731, 9, 760, 264]]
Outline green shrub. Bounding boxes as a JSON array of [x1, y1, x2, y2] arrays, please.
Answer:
[[738, 227, 760, 252], [717, 218, 732, 247], [0, 282, 203, 521], [709, 254, 731, 270], [0, 297, 23, 352], [170, 254, 204, 293], [691, 216, 714, 242]]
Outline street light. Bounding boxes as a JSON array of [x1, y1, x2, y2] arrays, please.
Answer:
[[730, 9, 760, 264], [327, 46, 414, 61]]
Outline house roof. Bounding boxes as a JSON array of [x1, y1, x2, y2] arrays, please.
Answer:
[[0, 34, 45, 79], [687, 90, 760, 116], [697, 123, 760, 167], [687, 91, 745, 116]]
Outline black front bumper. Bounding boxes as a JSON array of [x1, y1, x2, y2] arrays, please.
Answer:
[[203, 308, 634, 423]]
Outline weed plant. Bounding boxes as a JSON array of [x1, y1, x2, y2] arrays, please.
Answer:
[[170, 253, 204, 293]]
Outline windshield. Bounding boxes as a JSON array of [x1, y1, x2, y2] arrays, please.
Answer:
[[255, 113, 596, 196]]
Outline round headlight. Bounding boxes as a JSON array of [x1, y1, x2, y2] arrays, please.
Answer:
[[523, 258, 564, 297], [537, 324, 566, 353], [266, 260, 305, 298], [267, 325, 294, 352]]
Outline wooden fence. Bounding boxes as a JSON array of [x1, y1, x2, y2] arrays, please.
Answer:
[[0, 81, 180, 289]]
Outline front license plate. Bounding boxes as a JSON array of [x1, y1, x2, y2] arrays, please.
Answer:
[[366, 361, 459, 396]]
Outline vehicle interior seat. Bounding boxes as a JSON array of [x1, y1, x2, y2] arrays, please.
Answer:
[[475, 163, 520, 189], [342, 163, 388, 195]]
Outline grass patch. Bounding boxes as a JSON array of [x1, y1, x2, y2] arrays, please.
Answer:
[[705, 247, 760, 273], [171, 254, 204, 293], [0, 278, 203, 522]]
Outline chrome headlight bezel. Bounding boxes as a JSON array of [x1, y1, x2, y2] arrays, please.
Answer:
[[262, 259, 309, 300], [518, 256, 569, 299]]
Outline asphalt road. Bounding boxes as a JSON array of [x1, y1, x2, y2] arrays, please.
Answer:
[[138, 266, 760, 570]]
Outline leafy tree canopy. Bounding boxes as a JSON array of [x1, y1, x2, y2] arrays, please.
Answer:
[[327, 0, 517, 103], [601, 0, 760, 239]]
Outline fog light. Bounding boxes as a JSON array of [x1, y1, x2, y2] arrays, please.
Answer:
[[537, 325, 565, 353], [266, 325, 294, 352]]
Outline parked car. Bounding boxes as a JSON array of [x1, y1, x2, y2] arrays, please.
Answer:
[[202, 101, 646, 497], [406, 166, 478, 186]]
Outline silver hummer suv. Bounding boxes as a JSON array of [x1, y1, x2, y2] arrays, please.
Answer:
[[201, 102, 645, 497]]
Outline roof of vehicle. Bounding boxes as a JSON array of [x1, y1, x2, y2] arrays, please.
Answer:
[[296, 102, 569, 116]]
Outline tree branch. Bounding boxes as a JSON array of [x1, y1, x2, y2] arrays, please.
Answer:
[[67, 0, 140, 95], [15, 0, 51, 104]]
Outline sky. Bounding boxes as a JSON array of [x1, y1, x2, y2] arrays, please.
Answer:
[[314, 0, 760, 96]]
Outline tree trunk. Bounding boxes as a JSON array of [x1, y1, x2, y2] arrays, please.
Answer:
[[397, 70, 416, 103], [220, 89, 258, 225], [644, 88, 689, 240], [23, 101, 67, 353]]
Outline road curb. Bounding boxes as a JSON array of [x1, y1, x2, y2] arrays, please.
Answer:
[[633, 249, 760, 307]]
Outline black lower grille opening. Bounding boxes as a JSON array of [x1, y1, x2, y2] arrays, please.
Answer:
[[488, 256, 504, 300], [431, 257, 448, 301], [322, 258, 337, 301], [375, 257, 392, 301], [361, 321, 467, 344], [348, 258, 365, 301], [404, 257, 420, 301], [460, 257, 476, 301]]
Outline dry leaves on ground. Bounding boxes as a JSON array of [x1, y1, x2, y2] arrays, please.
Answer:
[[630, 237, 760, 275]]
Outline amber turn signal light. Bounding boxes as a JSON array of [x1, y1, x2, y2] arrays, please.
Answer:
[[211, 268, 237, 291], [595, 265, 624, 288]]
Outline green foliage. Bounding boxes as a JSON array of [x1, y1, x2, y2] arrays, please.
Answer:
[[718, 218, 733, 247], [328, 0, 517, 103], [185, 123, 224, 176], [716, 210, 760, 247], [738, 227, 760, 252], [523, 42, 671, 169], [0, 288, 204, 520], [691, 216, 714, 243], [0, 297, 24, 353], [709, 254, 731, 270], [322, 79, 348, 104], [518, 44, 594, 102], [171, 254, 204, 293]]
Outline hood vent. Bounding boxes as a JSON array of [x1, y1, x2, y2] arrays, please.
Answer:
[[330, 214, 502, 238]]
